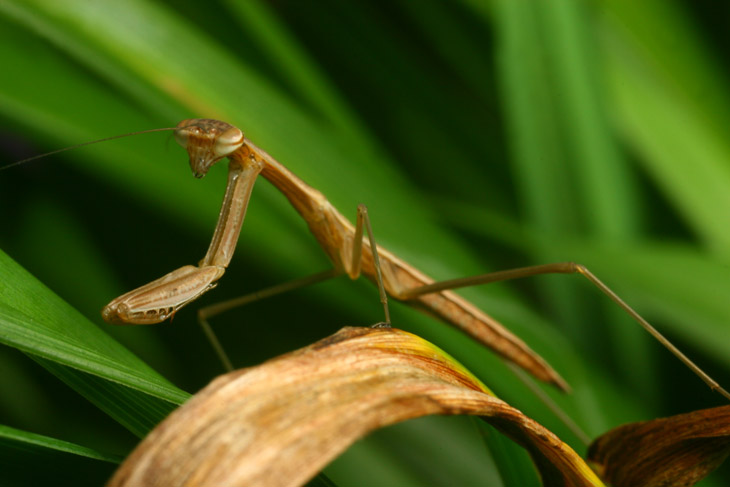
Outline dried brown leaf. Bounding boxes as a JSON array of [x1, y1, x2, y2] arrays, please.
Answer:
[[588, 405, 730, 487], [109, 326, 602, 487]]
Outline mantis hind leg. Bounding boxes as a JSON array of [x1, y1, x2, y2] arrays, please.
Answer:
[[400, 262, 730, 401]]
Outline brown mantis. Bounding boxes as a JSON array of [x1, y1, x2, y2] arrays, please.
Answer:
[[61, 117, 725, 400]]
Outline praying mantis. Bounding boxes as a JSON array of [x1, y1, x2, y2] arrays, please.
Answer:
[[49, 117, 724, 399], [4, 5, 730, 486]]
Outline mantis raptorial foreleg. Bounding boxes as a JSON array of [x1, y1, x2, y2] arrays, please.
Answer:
[[95, 119, 728, 400], [103, 121, 262, 324]]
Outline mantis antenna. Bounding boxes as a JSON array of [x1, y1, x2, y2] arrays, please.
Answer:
[[0, 127, 176, 172]]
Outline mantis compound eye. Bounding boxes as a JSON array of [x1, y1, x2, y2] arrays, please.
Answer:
[[173, 124, 190, 150], [213, 126, 244, 159]]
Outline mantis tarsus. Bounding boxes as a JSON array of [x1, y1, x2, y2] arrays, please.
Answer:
[[12, 118, 730, 400]]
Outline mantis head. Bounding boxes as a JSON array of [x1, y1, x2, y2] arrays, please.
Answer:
[[175, 119, 244, 178]]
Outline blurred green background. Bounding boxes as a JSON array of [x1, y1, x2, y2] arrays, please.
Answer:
[[1, 0, 729, 485]]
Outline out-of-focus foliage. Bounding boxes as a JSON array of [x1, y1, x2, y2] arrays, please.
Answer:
[[0, 1, 729, 485]]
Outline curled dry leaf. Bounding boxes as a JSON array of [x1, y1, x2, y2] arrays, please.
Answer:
[[109, 326, 602, 487], [588, 405, 730, 487]]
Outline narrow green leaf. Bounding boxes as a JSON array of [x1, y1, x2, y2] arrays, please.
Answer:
[[0, 424, 120, 486], [492, 0, 652, 395], [599, 0, 730, 257], [306, 473, 339, 487], [0, 423, 122, 463], [31, 357, 180, 437], [0, 250, 188, 406], [477, 421, 540, 487]]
